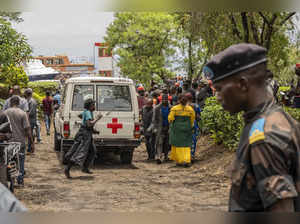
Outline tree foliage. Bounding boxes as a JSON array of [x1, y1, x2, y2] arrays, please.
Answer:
[[105, 12, 177, 85], [173, 12, 210, 81], [0, 18, 32, 67], [0, 12, 32, 88], [0, 64, 28, 87], [105, 12, 298, 85], [190, 12, 297, 80], [0, 12, 23, 23]]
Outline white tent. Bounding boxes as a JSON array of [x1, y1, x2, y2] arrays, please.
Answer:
[[24, 59, 60, 81]]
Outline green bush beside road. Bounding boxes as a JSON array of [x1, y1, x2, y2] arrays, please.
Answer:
[[284, 106, 300, 121], [28, 81, 59, 97], [201, 97, 244, 150], [201, 96, 300, 150]]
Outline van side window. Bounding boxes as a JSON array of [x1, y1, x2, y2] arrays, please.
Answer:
[[72, 85, 94, 111], [97, 85, 132, 111]]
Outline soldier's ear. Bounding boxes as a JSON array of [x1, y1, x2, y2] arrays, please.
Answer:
[[238, 76, 249, 92]]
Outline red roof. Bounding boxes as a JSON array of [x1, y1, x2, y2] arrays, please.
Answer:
[[296, 63, 300, 68]]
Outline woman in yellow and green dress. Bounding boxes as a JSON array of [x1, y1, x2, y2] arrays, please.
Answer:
[[168, 94, 195, 167]]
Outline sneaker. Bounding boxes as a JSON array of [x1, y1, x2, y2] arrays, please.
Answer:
[[17, 179, 24, 187], [64, 168, 71, 179], [81, 168, 93, 174], [156, 159, 162, 164]]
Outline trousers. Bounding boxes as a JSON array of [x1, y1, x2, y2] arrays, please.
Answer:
[[145, 134, 156, 159], [155, 127, 170, 161]]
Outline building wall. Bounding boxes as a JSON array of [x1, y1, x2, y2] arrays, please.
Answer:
[[34, 56, 94, 73], [95, 42, 113, 77]]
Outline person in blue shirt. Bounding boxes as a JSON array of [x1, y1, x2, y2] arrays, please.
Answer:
[[53, 90, 61, 106], [186, 93, 201, 159], [64, 99, 103, 179]]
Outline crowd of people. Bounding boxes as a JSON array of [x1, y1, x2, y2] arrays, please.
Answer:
[[138, 77, 214, 167], [0, 86, 61, 187], [1, 43, 300, 212]]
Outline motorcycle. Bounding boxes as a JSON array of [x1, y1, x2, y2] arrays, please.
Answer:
[[0, 142, 21, 193], [0, 116, 21, 193]]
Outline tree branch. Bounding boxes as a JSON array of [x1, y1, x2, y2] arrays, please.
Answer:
[[264, 13, 278, 50], [270, 13, 278, 25], [249, 13, 260, 44], [158, 31, 170, 56], [280, 12, 296, 25], [260, 20, 266, 45], [196, 49, 210, 80], [229, 13, 242, 40], [259, 12, 270, 25], [241, 12, 249, 43]]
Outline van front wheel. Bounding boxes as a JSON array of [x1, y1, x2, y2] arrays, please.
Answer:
[[120, 150, 133, 164]]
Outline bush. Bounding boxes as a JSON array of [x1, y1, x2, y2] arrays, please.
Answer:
[[28, 81, 59, 96], [278, 86, 290, 92], [201, 96, 300, 150], [0, 65, 29, 88], [33, 92, 44, 105], [201, 97, 244, 150], [283, 106, 300, 121]]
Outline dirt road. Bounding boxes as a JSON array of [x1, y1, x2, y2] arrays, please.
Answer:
[[15, 127, 232, 211]]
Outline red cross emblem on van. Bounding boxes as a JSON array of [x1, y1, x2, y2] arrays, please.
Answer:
[[107, 118, 123, 134]]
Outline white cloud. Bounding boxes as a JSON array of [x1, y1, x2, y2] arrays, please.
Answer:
[[13, 12, 114, 58]]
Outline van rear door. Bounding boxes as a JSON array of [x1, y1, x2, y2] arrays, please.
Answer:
[[94, 84, 135, 139], [69, 84, 94, 139]]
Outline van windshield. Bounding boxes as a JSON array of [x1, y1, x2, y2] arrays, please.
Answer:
[[72, 85, 94, 111], [97, 85, 132, 111]]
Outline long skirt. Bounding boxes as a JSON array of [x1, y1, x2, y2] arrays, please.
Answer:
[[169, 116, 192, 164], [63, 126, 96, 168], [170, 146, 191, 164]]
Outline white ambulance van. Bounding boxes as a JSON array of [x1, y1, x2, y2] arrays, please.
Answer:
[[54, 77, 141, 164]]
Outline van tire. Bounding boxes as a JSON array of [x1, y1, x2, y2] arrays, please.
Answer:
[[54, 131, 61, 152], [120, 150, 133, 164]]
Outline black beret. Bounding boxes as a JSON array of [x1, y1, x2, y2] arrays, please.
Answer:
[[203, 43, 267, 83]]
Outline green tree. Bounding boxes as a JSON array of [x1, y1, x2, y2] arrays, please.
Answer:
[[0, 64, 29, 87], [0, 12, 32, 88], [105, 12, 177, 85], [190, 12, 297, 80], [0, 12, 23, 23], [0, 18, 32, 66], [173, 12, 211, 81]]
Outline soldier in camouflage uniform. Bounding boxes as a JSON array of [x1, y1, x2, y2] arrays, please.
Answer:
[[204, 43, 300, 212]]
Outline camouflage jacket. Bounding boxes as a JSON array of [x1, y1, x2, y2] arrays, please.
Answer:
[[229, 100, 300, 212]]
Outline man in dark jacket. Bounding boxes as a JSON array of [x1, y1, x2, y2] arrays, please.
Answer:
[[196, 81, 212, 110], [141, 99, 155, 160], [153, 94, 171, 164], [204, 43, 300, 212]]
